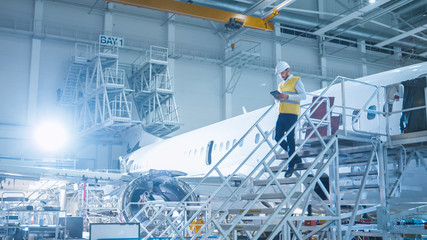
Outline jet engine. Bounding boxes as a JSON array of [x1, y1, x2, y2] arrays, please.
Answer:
[[120, 170, 197, 222]]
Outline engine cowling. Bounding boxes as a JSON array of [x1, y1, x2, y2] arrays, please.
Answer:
[[120, 170, 197, 222]]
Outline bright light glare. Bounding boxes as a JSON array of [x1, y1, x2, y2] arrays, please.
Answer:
[[369, 0, 376, 3], [34, 120, 69, 152]]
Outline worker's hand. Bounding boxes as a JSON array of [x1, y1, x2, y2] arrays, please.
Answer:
[[277, 93, 289, 100]]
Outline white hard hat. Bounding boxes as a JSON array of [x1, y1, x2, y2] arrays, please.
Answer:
[[275, 61, 290, 74]]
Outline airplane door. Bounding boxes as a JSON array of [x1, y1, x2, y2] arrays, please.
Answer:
[[205, 140, 214, 165], [400, 77, 427, 133]]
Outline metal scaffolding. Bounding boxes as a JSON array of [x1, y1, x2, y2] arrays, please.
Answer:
[[134, 75, 427, 239], [61, 43, 136, 138], [128, 46, 180, 137]]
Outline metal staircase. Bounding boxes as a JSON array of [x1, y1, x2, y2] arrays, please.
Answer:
[[130, 75, 394, 240], [60, 44, 90, 106], [60, 43, 140, 138], [127, 46, 180, 137]]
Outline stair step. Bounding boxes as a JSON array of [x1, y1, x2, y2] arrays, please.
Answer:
[[339, 171, 378, 179], [241, 192, 301, 200], [339, 158, 371, 166], [253, 177, 299, 186], [253, 176, 314, 186], [228, 208, 288, 215], [275, 147, 326, 159], [270, 162, 323, 172], [276, 145, 373, 161], [340, 184, 378, 191], [220, 224, 261, 231]]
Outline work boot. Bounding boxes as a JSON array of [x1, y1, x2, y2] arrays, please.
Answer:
[[294, 155, 302, 164], [284, 167, 294, 178], [284, 155, 302, 178]]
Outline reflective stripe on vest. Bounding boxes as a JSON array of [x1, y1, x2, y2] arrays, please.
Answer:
[[278, 76, 301, 115], [280, 99, 299, 104]]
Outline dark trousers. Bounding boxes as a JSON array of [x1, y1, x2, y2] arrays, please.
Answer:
[[275, 113, 300, 168]]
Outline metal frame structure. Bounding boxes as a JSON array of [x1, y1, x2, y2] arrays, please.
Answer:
[[61, 43, 136, 138], [128, 46, 180, 137], [105, 0, 275, 32], [0, 190, 66, 240], [222, 39, 261, 94], [120, 200, 212, 238], [130, 74, 427, 239]]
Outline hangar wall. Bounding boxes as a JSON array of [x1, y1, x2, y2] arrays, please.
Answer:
[[0, 0, 422, 170]]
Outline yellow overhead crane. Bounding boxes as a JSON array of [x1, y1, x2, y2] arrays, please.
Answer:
[[105, 0, 278, 31]]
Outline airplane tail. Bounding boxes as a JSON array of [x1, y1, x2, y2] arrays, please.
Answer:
[[121, 125, 163, 154]]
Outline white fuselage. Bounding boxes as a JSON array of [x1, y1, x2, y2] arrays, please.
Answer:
[[127, 62, 427, 177]]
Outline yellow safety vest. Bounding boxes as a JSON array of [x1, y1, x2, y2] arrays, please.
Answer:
[[278, 76, 301, 115]]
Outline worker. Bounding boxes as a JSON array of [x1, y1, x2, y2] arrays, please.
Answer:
[[273, 61, 307, 178]]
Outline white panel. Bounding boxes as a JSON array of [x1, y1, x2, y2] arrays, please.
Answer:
[[232, 70, 274, 116], [281, 41, 319, 71], [367, 65, 391, 76], [0, 34, 31, 124], [37, 39, 74, 119], [326, 58, 360, 78], [113, 13, 167, 44], [90, 223, 139, 240], [43, 1, 103, 35], [172, 61, 222, 135], [175, 23, 223, 53], [300, 76, 322, 93], [96, 145, 110, 170], [0, 0, 33, 18]]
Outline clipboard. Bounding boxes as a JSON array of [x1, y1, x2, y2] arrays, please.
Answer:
[[270, 90, 281, 99]]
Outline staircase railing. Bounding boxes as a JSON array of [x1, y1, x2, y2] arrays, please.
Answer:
[[141, 75, 383, 239]]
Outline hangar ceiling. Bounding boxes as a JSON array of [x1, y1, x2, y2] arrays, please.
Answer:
[[49, 0, 427, 60], [185, 0, 427, 59]]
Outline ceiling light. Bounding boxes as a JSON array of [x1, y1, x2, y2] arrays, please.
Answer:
[[369, 0, 376, 3]]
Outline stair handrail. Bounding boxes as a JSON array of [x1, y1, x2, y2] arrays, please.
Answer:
[[150, 75, 383, 239], [198, 76, 383, 239], [207, 100, 341, 239], [153, 76, 339, 239], [145, 103, 277, 238]]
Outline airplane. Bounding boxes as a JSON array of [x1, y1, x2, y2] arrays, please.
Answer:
[[119, 61, 427, 221], [1, 62, 426, 226]]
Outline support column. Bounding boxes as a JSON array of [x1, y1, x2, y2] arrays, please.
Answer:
[[392, 14, 402, 64], [318, 0, 329, 88], [273, 22, 282, 87], [223, 67, 233, 120], [359, 40, 368, 76], [319, 38, 328, 88], [27, 0, 44, 124], [167, 14, 176, 79], [104, 2, 114, 35]]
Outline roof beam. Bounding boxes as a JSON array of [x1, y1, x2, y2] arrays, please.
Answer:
[[262, 0, 297, 19], [313, 0, 392, 35], [244, 0, 277, 15], [374, 24, 427, 47], [106, 0, 274, 31]]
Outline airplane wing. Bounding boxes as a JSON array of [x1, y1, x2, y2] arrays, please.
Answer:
[[0, 159, 132, 182]]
